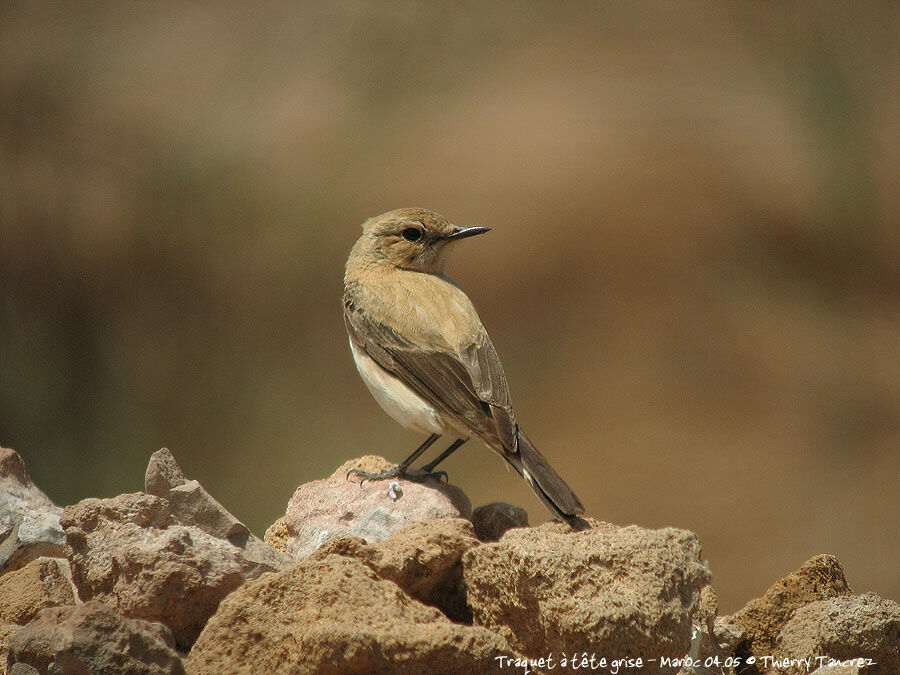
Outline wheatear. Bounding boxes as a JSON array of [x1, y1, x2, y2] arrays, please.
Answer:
[[343, 208, 584, 524]]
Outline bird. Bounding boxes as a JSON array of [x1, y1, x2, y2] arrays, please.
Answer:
[[342, 207, 585, 526]]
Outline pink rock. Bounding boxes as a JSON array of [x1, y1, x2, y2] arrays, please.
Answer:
[[281, 455, 472, 560]]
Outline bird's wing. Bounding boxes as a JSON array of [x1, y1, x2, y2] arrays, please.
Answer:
[[344, 297, 519, 451]]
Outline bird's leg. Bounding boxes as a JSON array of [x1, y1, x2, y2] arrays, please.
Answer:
[[347, 433, 441, 484], [418, 438, 467, 479]]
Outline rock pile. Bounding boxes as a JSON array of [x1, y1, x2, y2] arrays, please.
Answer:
[[1, 446, 897, 674]]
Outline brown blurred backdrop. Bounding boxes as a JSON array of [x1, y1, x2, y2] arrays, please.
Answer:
[[1, 2, 898, 612]]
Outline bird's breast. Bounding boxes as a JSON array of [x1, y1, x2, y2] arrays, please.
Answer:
[[350, 269, 483, 353]]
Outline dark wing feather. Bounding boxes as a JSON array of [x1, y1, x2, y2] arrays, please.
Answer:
[[344, 298, 518, 451]]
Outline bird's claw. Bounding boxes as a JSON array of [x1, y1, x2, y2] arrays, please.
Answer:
[[346, 467, 401, 486], [345, 466, 448, 485]]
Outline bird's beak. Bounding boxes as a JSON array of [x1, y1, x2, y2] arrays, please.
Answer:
[[446, 226, 491, 241]]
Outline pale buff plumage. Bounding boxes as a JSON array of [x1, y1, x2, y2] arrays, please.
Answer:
[[343, 208, 585, 523]]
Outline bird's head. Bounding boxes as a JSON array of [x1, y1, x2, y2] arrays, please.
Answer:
[[354, 208, 490, 273]]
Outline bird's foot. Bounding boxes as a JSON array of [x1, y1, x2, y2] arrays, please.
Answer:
[[346, 466, 448, 485]]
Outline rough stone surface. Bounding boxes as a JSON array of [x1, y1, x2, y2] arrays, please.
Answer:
[[726, 554, 853, 672], [61, 492, 279, 649], [773, 593, 900, 675], [187, 555, 519, 675], [0, 448, 66, 573], [678, 585, 740, 675], [1, 622, 21, 673], [282, 455, 472, 560], [145, 447, 246, 541], [712, 615, 744, 659], [471, 502, 529, 542], [6, 601, 184, 674], [0, 557, 75, 626], [263, 517, 288, 554], [810, 665, 862, 675], [144, 448, 287, 571], [463, 519, 711, 672], [8, 663, 40, 675], [311, 517, 481, 622]]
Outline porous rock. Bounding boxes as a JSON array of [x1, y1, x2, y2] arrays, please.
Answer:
[[773, 592, 900, 675], [61, 492, 279, 649], [678, 585, 742, 675], [6, 601, 184, 674], [186, 554, 519, 675], [282, 455, 472, 560], [263, 517, 288, 554], [471, 502, 528, 542], [0, 448, 65, 573], [0, 557, 75, 626], [463, 519, 711, 673], [2, 622, 21, 672], [144, 447, 286, 571], [311, 517, 480, 622], [726, 554, 852, 672]]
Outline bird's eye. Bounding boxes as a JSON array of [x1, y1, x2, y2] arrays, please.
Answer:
[[401, 227, 423, 242]]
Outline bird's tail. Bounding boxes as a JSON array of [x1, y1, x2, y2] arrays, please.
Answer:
[[503, 429, 585, 525]]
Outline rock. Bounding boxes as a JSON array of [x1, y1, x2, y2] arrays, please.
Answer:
[[1, 622, 21, 672], [0, 448, 66, 573], [463, 519, 711, 672], [144, 448, 287, 571], [0, 557, 75, 625], [471, 502, 528, 542], [678, 585, 737, 675], [281, 455, 472, 560], [726, 554, 852, 672], [8, 663, 40, 675], [810, 664, 862, 675], [145, 447, 245, 541], [263, 517, 288, 554], [6, 601, 184, 674], [311, 518, 481, 622], [773, 593, 900, 675], [712, 615, 744, 657], [187, 555, 519, 675], [61, 492, 279, 649]]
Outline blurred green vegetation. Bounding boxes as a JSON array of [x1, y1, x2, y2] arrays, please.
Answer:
[[1, 2, 897, 611]]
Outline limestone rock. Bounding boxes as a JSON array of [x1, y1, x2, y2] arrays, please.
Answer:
[[144, 448, 287, 571], [0, 448, 65, 573], [463, 519, 711, 673], [726, 554, 852, 672], [282, 455, 472, 560], [0, 557, 75, 626], [773, 593, 900, 675], [311, 517, 480, 622], [61, 492, 279, 649], [187, 555, 518, 674], [471, 502, 528, 542], [6, 601, 184, 674]]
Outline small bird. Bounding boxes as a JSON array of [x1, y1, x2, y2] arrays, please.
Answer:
[[343, 208, 585, 525]]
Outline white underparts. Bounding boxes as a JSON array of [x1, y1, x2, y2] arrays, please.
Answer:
[[349, 339, 445, 435]]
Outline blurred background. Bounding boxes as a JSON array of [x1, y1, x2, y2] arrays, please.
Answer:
[[1, 2, 897, 612]]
